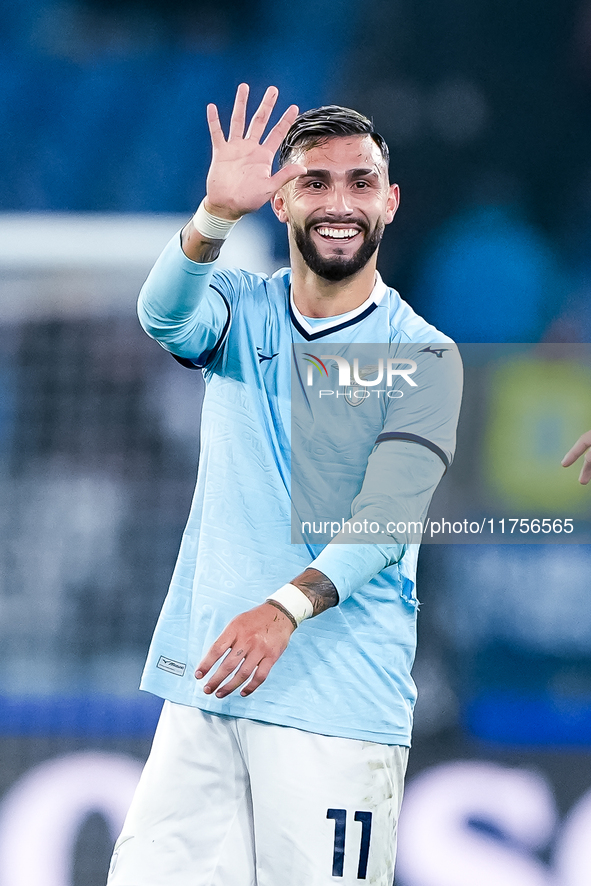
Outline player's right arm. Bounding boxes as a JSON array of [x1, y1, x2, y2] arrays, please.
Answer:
[[138, 84, 306, 362]]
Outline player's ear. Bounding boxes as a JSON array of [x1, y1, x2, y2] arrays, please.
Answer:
[[272, 189, 289, 224], [384, 183, 400, 225]]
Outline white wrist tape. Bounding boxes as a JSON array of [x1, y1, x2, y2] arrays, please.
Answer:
[[192, 199, 239, 240], [266, 583, 314, 626]]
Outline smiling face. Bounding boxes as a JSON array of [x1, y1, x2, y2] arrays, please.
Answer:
[[273, 135, 399, 282]]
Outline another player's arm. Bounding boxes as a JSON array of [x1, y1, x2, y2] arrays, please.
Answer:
[[562, 430, 591, 485]]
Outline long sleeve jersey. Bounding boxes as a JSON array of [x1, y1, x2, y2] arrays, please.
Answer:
[[137, 233, 462, 745]]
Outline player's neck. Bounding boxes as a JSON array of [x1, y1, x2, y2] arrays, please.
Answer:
[[289, 252, 379, 319]]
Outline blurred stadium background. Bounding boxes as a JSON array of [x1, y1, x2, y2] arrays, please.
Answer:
[[1, 0, 591, 883]]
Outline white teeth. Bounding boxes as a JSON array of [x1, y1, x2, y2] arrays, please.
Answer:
[[316, 227, 359, 240]]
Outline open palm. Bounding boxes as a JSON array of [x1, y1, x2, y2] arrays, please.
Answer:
[[205, 83, 307, 220]]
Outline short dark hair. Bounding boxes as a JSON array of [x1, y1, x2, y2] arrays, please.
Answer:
[[278, 105, 389, 168]]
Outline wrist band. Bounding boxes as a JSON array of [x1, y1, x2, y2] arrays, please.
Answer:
[[192, 199, 239, 240], [266, 583, 314, 627]]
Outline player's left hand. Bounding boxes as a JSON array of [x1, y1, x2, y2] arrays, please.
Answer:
[[195, 603, 296, 698], [562, 430, 591, 485]]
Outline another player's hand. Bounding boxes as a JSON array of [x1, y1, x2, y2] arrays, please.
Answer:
[[204, 83, 307, 221], [562, 430, 591, 485], [195, 603, 296, 698]]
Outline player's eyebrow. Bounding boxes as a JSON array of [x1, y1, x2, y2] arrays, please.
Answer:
[[347, 168, 377, 178], [300, 169, 331, 180], [299, 168, 379, 180]]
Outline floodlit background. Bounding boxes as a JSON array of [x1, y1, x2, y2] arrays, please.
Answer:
[[0, 0, 591, 883]]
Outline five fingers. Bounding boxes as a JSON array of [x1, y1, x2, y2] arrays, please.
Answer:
[[207, 83, 300, 153]]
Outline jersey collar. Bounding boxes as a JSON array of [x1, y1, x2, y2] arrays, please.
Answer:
[[289, 273, 387, 341]]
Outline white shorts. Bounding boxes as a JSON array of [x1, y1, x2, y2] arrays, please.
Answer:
[[107, 701, 408, 886]]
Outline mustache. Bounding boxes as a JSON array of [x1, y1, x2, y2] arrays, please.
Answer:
[[304, 216, 369, 234]]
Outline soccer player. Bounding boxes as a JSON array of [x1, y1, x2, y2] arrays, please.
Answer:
[[107, 83, 462, 886], [562, 431, 591, 484]]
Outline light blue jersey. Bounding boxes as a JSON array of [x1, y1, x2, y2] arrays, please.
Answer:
[[137, 233, 462, 745]]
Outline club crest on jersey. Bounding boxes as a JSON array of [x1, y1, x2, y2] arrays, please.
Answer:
[[343, 364, 384, 407], [344, 381, 365, 407]]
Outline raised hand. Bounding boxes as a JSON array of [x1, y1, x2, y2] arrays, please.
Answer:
[[204, 83, 307, 221], [562, 430, 591, 485]]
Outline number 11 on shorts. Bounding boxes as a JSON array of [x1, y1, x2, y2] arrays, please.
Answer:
[[327, 808, 373, 879]]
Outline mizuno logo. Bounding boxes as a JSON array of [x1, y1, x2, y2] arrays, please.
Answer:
[[257, 347, 279, 364], [419, 346, 449, 358], [157, 656, 186, 676]]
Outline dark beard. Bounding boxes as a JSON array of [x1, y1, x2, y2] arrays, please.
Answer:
[[293, 219, 385, 282]]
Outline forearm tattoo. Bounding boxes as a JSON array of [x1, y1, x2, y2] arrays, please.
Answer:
[[180, 222, 223, 263], [291, 568, 339, 616]]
